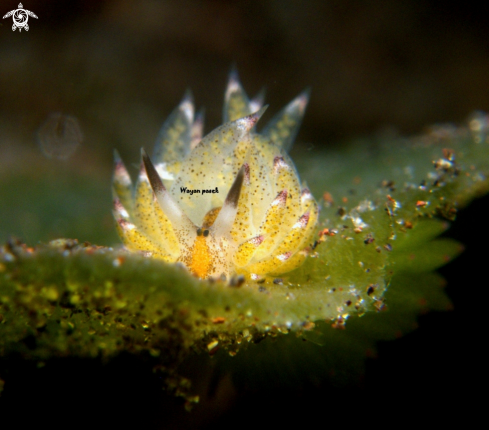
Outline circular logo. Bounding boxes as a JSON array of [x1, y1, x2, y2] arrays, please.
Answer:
[[13, 9, 27, 26]]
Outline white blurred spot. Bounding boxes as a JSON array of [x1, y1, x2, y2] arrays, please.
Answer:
[[38, 113, 82, 160]]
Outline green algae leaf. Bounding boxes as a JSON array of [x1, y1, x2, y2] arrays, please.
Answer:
[[0, 166, 117, 246], [1, 114, 489, 398]]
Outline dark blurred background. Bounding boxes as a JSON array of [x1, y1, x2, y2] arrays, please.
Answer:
[[2, 0, 489, 155], [3, 0, 489, 244], [0, 0, 486, 427]]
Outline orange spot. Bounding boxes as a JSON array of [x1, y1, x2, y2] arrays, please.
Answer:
[[319, 228, 336, 238], [212, 317, 226, 324], [323, 191, 334, 205], [416, 200, 428, 207], [189, 236, 212, 278], [319, 228, 329, 237]]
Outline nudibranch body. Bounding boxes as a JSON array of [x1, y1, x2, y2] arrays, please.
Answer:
[[112, 72, 318, 280]]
